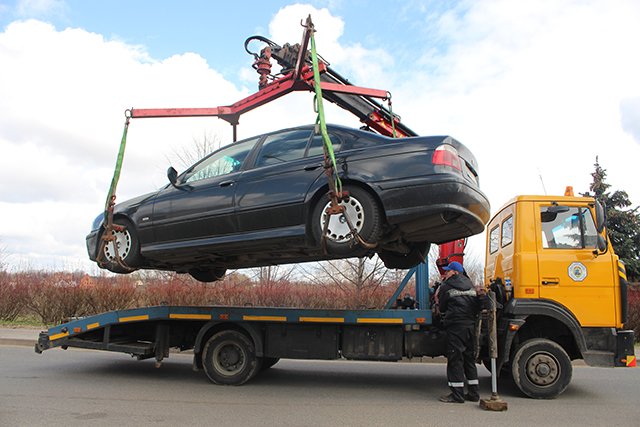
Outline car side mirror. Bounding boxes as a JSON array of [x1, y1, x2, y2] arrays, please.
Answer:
[[167, 167, 178, 186]]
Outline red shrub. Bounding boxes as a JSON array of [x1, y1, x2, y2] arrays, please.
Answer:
[[0, 272, 29, 321], [626, 283, 640, 342]]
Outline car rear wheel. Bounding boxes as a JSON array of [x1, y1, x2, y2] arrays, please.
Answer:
[[379, 241, 430, 269], [311, 185, 382, 257], [101, 218, 143, 274], [189, 268, 227, 282]]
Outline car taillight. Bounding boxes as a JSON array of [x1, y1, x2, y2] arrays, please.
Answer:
[[433, 145, 461, 171]]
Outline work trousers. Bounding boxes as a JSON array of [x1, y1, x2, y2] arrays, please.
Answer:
[[445, 324, 479, 402]]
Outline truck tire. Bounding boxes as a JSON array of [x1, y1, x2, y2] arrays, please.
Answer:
[[202, 330, 261, 385], [511, 338, 572, 399]]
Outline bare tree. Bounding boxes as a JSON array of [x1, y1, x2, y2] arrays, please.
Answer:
[[166, 131, 224, 171], [0, 237, 10, 272], [302, 257, 388, 295]]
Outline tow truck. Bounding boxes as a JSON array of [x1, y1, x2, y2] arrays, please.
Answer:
[[35, 17, 635, 399]]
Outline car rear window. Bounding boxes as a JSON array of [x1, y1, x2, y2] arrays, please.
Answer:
[[307, 133, 342, 157], [255, 130, 313, 167]]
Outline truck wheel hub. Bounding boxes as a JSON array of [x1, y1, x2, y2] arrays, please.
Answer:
[[527, 353, 558, 386]]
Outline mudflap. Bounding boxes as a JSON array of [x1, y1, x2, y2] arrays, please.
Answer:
[[615, 330, 636, 367]]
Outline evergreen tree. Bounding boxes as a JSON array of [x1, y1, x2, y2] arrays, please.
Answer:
[[583, 158, 640, 281]]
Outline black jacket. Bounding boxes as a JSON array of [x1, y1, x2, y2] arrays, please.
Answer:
[[438, 273, 479, 328]]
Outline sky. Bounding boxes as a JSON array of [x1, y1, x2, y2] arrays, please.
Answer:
[[0, 0, 639, 272]]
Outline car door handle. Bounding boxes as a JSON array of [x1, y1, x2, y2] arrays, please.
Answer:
[[303, 164, 322, 171], [219, 180, 234, 187], [542, 280, 559, 285]]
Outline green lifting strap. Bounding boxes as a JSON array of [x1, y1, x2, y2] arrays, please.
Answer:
[[104, 113, 131, 217], [309, 30, 342, 193]]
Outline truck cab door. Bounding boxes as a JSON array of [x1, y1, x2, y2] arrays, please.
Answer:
[[536, 203, 616, 327]]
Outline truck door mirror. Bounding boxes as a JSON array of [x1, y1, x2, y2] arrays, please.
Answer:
[[597, 235, 607, 253], [595, 201, 606, 234]]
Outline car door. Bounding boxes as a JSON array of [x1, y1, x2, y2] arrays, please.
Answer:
[[151, 137, 259, 244], [234, 130, 341, 233]]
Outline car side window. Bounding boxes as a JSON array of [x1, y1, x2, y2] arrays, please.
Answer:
[[255, 130, 313, 168], [307, 133, 342, 157], [185, 138, 258, 184]]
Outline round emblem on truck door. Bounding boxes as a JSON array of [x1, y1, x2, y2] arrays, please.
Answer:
[[568, 262, 587, 282]]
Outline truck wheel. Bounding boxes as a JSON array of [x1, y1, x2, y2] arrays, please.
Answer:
[[202, 330, 261, 385], [311, 185, 382, 257], [511, 338, 572, 399]]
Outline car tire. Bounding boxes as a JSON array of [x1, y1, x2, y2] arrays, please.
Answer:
[[100, 218, 143, 274], [189, 268, 227, 283], [312, 185, 382, 257], [379, 241, 430, 269], [511, 338, 572, 399], [202, 330, 261, 385]]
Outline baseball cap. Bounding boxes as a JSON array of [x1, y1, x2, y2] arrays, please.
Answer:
[[442, 261, 464, 273]]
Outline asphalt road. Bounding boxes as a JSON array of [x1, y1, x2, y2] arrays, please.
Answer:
[[1, 345, 639, 427]]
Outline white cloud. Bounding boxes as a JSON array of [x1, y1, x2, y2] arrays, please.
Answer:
[[0, 20, 251, 270]]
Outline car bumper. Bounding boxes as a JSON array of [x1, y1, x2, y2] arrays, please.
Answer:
[[375, 175, 490, 243], [86, 230, 99, 261]]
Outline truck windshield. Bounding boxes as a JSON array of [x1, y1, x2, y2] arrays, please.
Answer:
[[540, 206, 598, 249]]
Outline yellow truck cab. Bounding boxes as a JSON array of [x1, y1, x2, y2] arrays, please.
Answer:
[[483, 191, 635, 398]]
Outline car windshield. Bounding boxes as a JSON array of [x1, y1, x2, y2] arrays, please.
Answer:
[[185, 138, 258, 184]]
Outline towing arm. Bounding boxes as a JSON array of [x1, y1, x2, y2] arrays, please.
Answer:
[[130, 16, 415, 140]]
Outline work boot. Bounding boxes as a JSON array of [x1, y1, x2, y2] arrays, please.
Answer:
[[439, 394, 464, 403], [464, 393, 479, 402]]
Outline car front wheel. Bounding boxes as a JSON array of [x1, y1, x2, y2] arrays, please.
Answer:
[[311, 185, 382, 257], [100, 218, 143, 273]]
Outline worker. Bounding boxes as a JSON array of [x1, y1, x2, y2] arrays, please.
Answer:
[[437, 261, 480, 403]]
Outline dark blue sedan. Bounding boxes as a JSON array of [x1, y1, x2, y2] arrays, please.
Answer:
[[87, 124, 490, 281]]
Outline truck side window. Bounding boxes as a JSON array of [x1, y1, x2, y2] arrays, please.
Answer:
[[540, 206, 598, 249], [501, 215, 513, 248], [489, 225, 500, 254]]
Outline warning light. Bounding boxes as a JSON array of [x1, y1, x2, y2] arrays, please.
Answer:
[[219, 314, 229, 320], [525, 288, 535, 294], [73, 327, 82, 333], [416, 318, 426, 324], [509, 324, 520, 331], [565, 186, 574, 196]]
